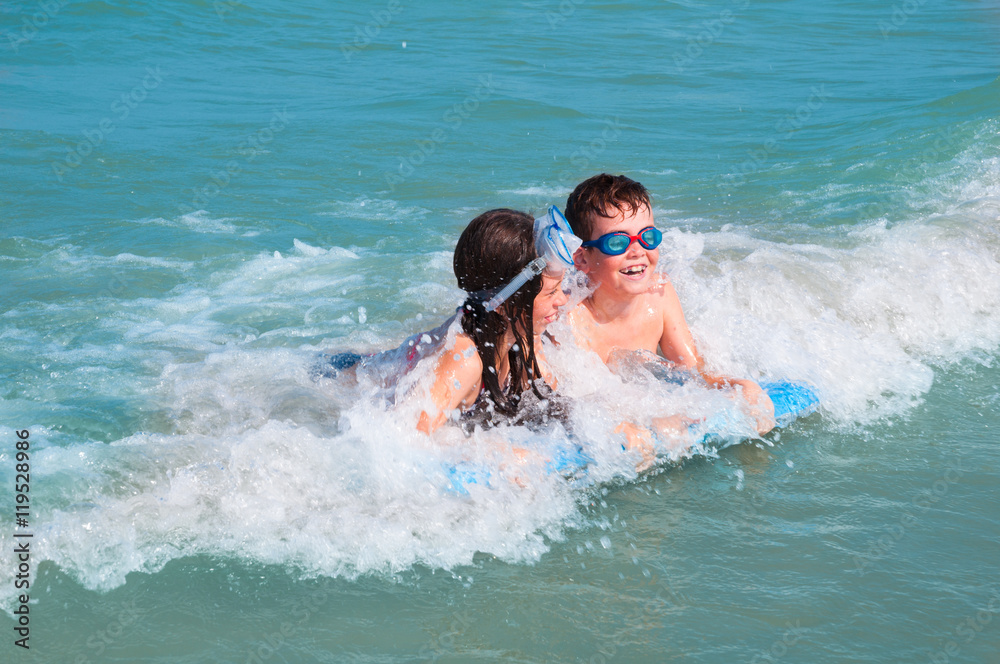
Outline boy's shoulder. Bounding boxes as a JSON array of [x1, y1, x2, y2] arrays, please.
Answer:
[[643, 275, 678, 311], [609, 275, 680, 317]]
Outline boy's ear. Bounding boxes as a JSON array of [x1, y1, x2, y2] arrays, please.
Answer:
[[573, 247, 590, 274]]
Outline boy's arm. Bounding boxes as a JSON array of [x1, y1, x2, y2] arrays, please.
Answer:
[[700, 373, 775, 434], [656, 280, 700, 370], [656, 282, 774, 434], [416, 337, 483, 434]]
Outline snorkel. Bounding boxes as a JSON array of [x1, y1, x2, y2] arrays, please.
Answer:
[[483, 206, 582, 312]]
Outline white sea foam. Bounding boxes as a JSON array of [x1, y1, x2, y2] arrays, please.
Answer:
[[315, 196, 432, 225], [498, 185, 571, 199], [1, 348, 588, 597], [137, 211, 244, 235], [3, 154, 1000, 611], [634, 169, 679, 176], [663, 213, 1000, 423], [6, 242, 196, 277]]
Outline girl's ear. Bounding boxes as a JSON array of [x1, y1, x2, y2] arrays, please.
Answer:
[[573, 247, 590, 274]]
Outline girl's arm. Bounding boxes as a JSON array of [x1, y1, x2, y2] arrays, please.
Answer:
[[416, 335, 484, 434]]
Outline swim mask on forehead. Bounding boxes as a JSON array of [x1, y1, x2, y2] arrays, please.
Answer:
[[482, 206, 582, 312]]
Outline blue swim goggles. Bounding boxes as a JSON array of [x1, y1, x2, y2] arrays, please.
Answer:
[[581, 226, 662, 255], [483, 206, 581, 312]]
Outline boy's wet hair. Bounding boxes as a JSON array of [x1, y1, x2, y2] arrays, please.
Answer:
[[564, 173, 651, 241]]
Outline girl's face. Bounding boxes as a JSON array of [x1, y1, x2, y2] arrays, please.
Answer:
[[532, 273, 569, 334]]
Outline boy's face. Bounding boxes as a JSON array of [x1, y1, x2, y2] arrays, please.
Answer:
[[574, 204, 659, 298]]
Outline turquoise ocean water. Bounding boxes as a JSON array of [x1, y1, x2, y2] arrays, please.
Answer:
[[2, 0, 1000, 661]]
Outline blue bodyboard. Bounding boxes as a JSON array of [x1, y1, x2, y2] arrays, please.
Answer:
[[442, 357, 819, 493], [758, 379, 820, 427], [444, 381, 819, 494], [444, 442, 593, 496]]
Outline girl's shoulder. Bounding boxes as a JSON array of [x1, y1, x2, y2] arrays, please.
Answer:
[[436, 330, 483, 377]]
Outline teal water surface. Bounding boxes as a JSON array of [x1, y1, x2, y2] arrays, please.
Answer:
[[2, 1, 1000, 662]]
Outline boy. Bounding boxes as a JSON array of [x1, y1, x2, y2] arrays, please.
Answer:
[[564, 173, 774, 434]]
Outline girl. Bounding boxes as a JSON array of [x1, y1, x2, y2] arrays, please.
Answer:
[[417, 208, 570, 433], [317, 207, 574, 435]]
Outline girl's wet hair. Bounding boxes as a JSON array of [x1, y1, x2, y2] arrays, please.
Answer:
[[454, 208, 545, 417]]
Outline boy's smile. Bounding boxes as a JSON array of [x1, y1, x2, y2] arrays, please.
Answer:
[[576, 204, 659, 295]]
